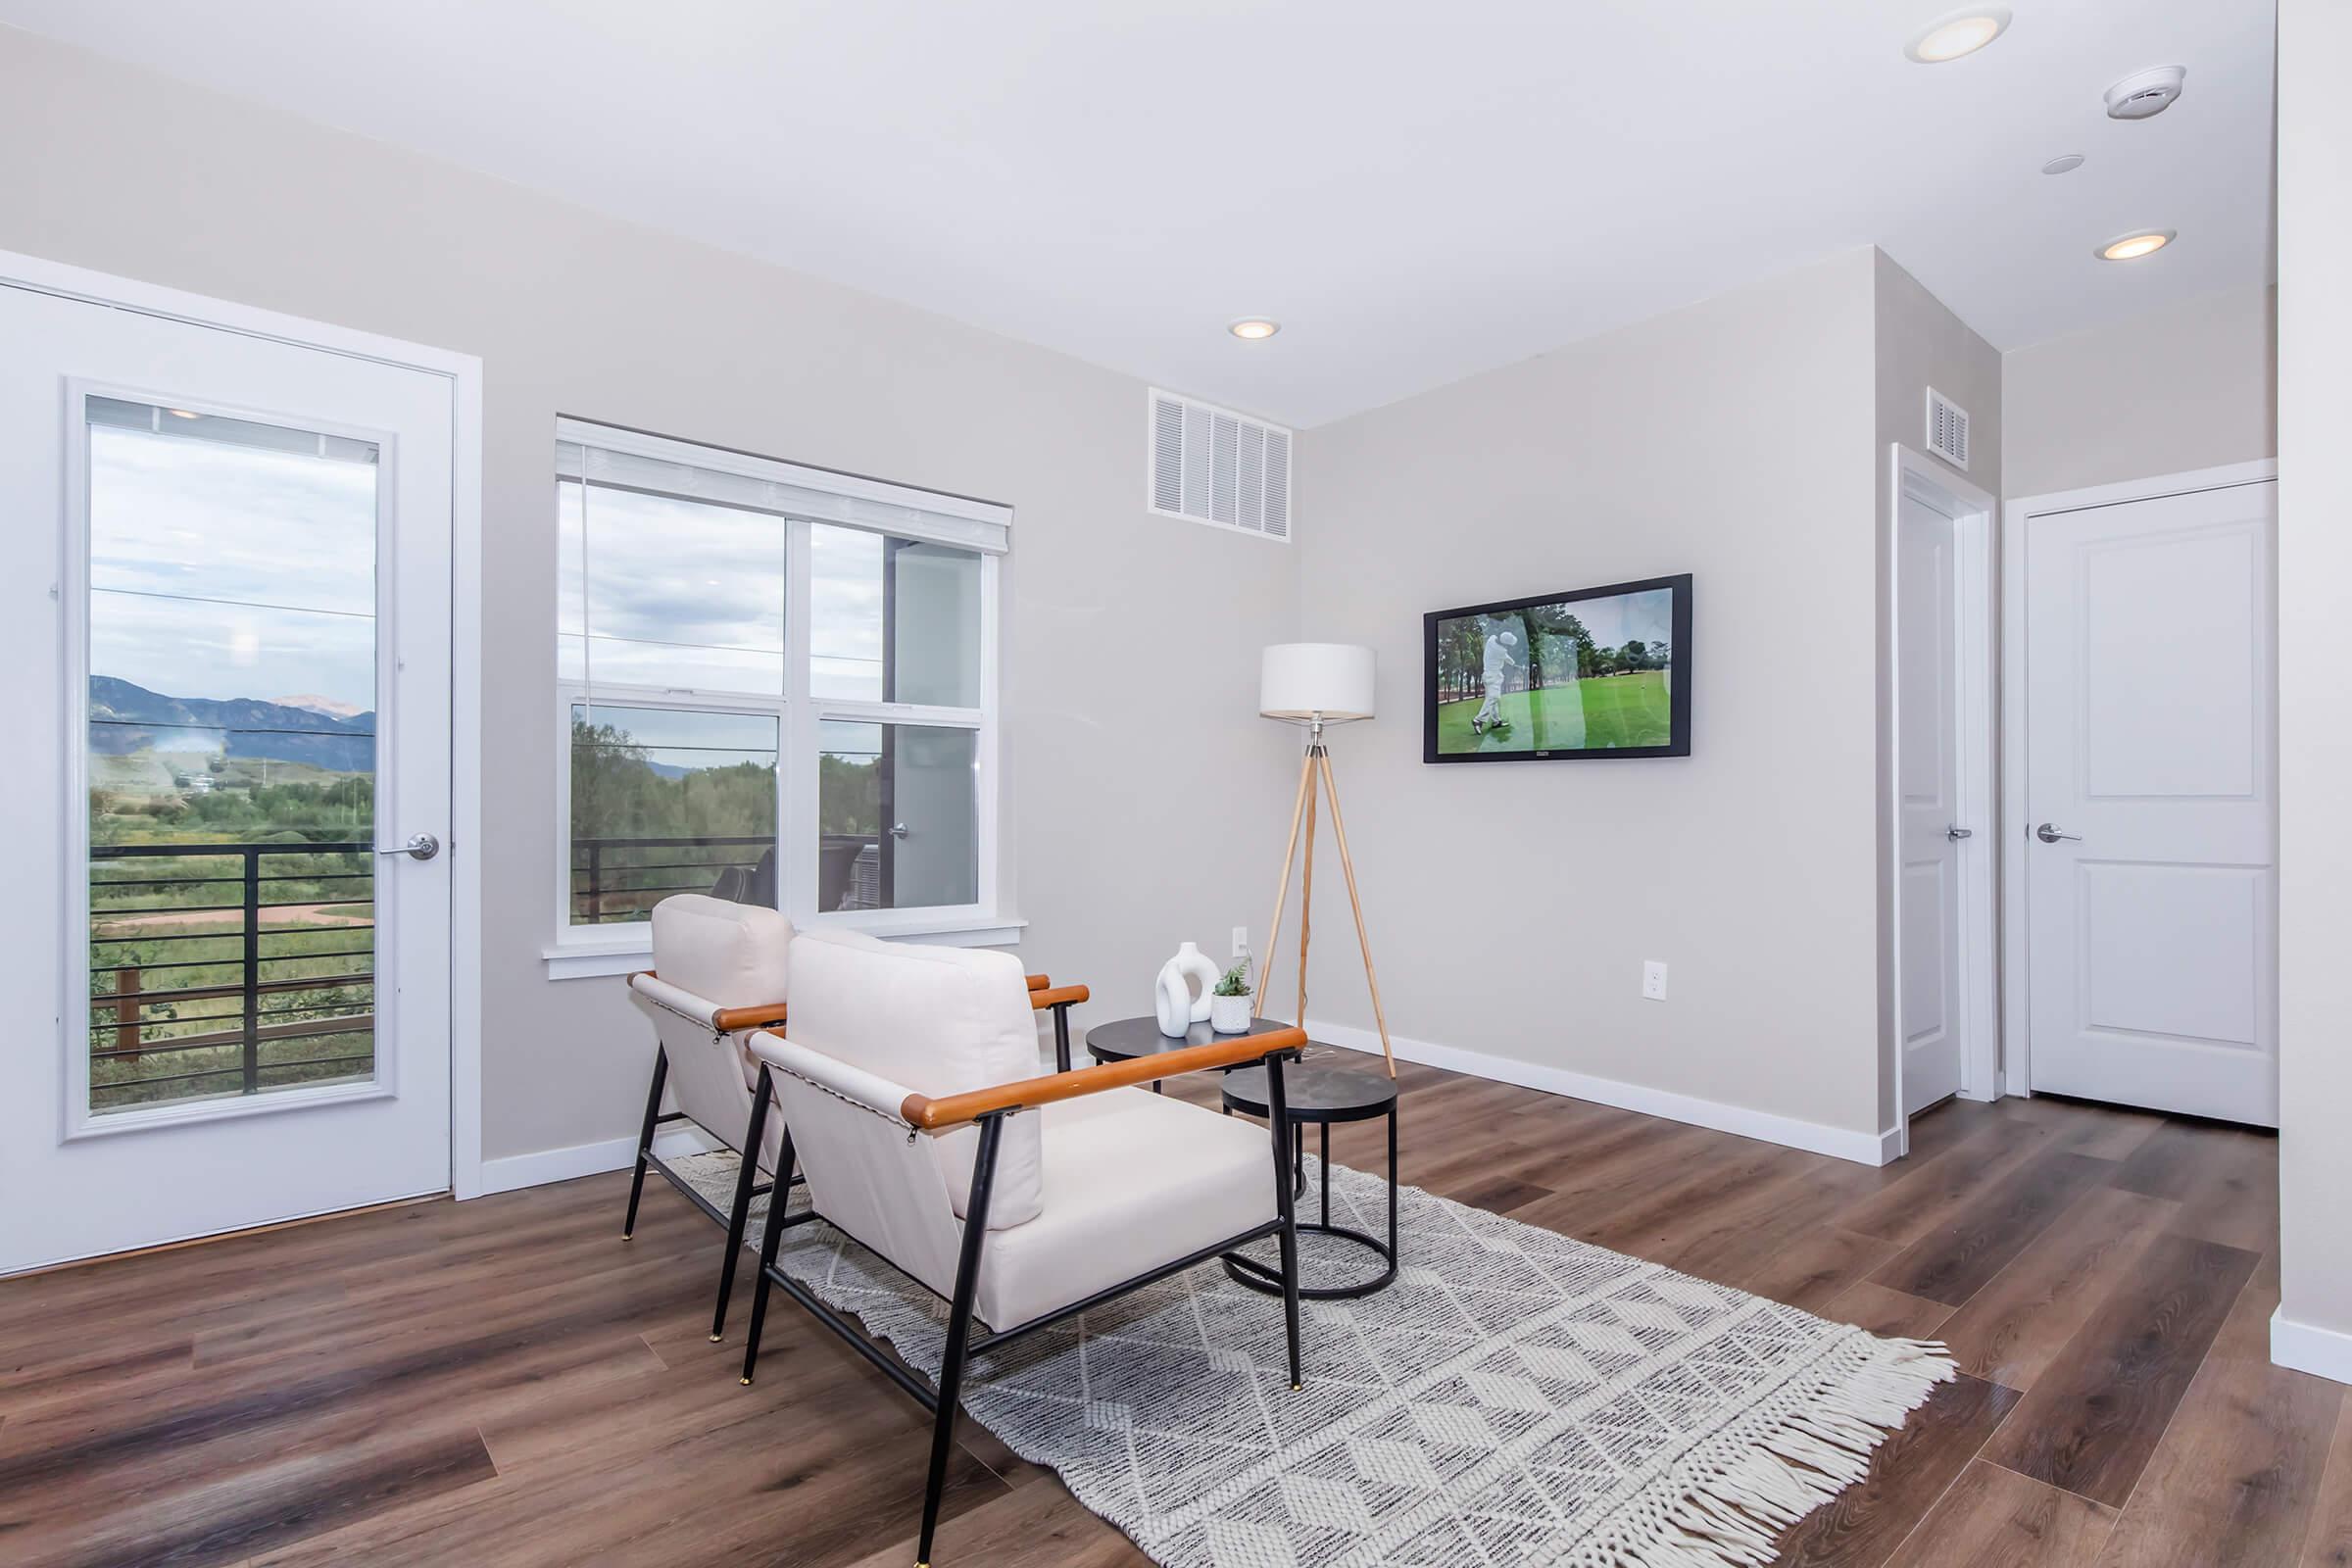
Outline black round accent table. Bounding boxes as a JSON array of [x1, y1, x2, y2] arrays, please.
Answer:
[[1083, 1014, 1298, 1092], [1219, 1061, 1399, 1299]]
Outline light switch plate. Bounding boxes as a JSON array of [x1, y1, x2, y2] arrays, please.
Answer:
[[1642, 960, 1668, 1001]]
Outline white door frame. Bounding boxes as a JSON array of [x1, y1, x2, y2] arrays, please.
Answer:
[[1887, 444, 1999, 1133], [0, 247, 487, 1202], [1999, 457, 2279, 1102]]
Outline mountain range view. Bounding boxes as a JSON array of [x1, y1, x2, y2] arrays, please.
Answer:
[[89, 676, 376, 774]]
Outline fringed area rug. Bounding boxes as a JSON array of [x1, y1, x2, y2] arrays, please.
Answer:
[[677, 1152, 1952, 1567]]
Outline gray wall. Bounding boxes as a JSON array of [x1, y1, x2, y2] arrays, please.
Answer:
[[1872, 252, 2003, 1131], [2277, 0, 2352, 1370], [2003, 285, 2276, 500], [1296, 249, 1887, 1141], [0, 28, 1299, 1168]]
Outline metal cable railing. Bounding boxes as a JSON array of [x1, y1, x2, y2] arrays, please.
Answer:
[[89, 842, 374, 1110]]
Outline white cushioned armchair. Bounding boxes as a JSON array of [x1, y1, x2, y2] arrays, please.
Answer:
[[624, 895, 799, 1343], [623, 896, 1094, 1347], [737, 928, 1307, 1568]]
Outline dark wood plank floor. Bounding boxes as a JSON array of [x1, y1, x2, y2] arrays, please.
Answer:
[[0, 1055, 2336, 1567]]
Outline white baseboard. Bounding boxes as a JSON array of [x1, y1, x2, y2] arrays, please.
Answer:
[[475, 1125, 719, 1198], [2272, 1308, 2352, 1386], [1303, 1018, 1895, 1166]]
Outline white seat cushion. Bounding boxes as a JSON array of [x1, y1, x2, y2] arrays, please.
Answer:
[[786, 927, 1045, 1230], [973, 1088, 1279, 1331]]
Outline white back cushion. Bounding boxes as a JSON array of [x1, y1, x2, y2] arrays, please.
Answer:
[[784, 928, 1043, 1229], [652, 895, 792, 1005]]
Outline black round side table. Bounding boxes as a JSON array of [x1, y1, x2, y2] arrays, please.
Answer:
[[1083, 1014, 1297, 1092], [1219, 1061, 1398, 1299]]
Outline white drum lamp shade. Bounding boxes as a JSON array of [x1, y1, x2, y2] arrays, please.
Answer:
[[1260, 643, 1376, 722]]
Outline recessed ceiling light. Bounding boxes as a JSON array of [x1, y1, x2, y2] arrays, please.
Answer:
[[2041, 153, 2085, 175], [167, 408, 200, 418], [2096, 228, 2175, 262], [1905, 6, 2011, 63], [1228, 318, 1280, 341]]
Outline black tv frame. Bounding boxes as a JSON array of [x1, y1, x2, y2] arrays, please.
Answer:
[[1422, 573, 1692, 763]]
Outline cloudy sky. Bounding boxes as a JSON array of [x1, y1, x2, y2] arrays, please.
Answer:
[[89, 416, 973, 733], [88, 420, 379, 711], [558, 479, 937, 702], [1564, 585, 1675, 652]]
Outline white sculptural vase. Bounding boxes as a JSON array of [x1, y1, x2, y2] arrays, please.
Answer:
[[1153, 941, 1221, 1037]]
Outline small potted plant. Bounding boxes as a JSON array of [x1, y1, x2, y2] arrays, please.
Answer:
[[1209, 956, 1254, 1034]]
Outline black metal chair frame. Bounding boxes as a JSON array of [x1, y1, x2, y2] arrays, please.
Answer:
[[737, 1046, 1306, 1568], [621, 1036, 816, 1344]]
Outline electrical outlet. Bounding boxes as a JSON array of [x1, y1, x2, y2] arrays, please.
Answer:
[[1642, 960, 1668, 1002], [1233, 926, 1250, 959]]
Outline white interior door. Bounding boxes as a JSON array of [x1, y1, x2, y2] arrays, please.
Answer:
[[2024, 478, 2278, 1126], [1898, 479, 1965, 1114], [0, 277, 456, 1273]]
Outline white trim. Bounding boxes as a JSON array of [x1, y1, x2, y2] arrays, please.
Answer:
[[2272, 1308, 2352, 1387], [449, 351, 485, 1200], [477, 1122, 720, 1197], [541, 913, 1027, 979], [0, 248, 488, 1209], [1305, 1018, 1895, 1166], [1886, 445, 2000, 1134], [810, 698, 984, 729], [61, 1079, 397, 1140], [1998, 459, 2279, 1102]]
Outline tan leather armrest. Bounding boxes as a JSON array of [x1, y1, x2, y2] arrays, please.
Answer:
[[1029, 984, 1088, 1010], [712, 1000, 792, 1033], [900, 1027, 1306, 1131], [631, 973, 789, 1034]]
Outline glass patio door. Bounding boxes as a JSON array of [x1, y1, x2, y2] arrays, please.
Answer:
[[0, 271, 455, 1273]]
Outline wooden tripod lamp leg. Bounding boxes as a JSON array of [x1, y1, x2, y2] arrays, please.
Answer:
[[1315, 749, 1396, 1078], [1298, 768, 1317, 1023], [1256, 748, 1318, 1019]]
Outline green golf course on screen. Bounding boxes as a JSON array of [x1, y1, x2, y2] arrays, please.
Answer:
[[1423, 575, 1691, 761]]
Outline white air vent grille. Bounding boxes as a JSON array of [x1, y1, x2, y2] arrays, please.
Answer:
[[1927, 388, 1971, 470], [1149, 389, 1293, 541]]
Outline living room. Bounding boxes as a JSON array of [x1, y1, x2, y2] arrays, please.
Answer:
[[0, 3, 2344, 1565]]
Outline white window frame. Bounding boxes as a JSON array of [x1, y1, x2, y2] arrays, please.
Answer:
[[544, 421, 1014, 978]]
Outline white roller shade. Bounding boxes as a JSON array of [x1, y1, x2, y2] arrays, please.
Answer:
[[557, 418, 1010, 555]]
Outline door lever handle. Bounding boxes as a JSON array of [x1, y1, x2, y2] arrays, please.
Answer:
[[2034, 823, 2082, 845], [1946, 825, 1973, 841], [376, 833, 441, 860]]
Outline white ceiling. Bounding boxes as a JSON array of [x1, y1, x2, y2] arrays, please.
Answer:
[[1, 0, 2276, 427]]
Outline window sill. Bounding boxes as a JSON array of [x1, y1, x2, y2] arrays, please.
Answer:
[[542, 913, 1027, 981]]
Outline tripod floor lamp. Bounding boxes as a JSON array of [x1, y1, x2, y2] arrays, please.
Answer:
[[1256, 643, 1396, 1078]]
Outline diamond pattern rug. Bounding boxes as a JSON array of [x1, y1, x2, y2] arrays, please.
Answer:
[[679, 1152, 1952, 1567]]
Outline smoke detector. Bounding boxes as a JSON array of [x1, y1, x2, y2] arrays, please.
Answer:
[[2106, 66, 2186, 121]]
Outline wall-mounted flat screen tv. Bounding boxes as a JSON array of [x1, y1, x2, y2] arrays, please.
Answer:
[[1424, 574, 1691, 761]]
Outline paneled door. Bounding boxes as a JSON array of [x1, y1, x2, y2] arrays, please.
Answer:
[[0, 270, 458, 1272], [2024, 478, 2278, 1126], [1897, 476, 1965, 1114]]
